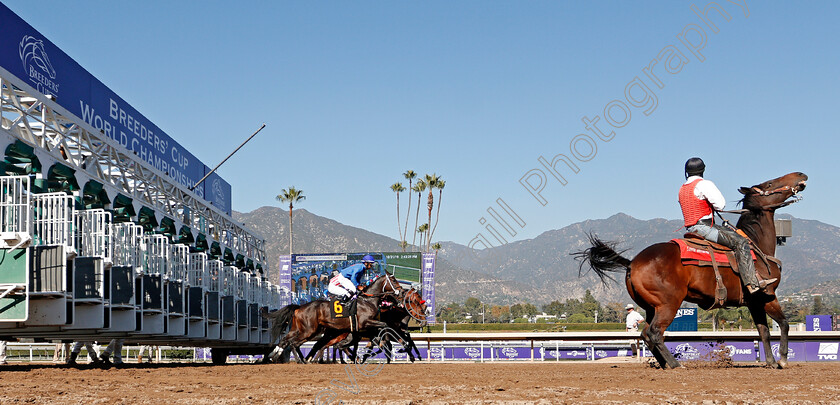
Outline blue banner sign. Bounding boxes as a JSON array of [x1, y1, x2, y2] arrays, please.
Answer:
[[0, 3, 231, 211], [666, 307, 698, 332], [806, 315, 833, 332]]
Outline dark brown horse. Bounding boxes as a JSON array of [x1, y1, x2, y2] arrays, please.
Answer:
[[352, 287, 428, 363], [262, 273, 404, 363], [574, 172, 806, 369], [305, 287, 428, 364]]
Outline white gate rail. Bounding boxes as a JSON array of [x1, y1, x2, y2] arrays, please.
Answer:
[[0, 176, 30, 249], [75, 209, 111, 261], [31, 192, 74, 251]]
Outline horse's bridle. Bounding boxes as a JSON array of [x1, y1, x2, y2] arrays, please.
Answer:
[[750, 181, 805, 197], [720, 180, 806, 214]]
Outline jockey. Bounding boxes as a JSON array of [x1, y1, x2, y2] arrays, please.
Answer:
[[678, 157, 776, 294], [327, 255, 376, 301]]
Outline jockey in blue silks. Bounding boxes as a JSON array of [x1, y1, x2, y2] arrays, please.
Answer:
[[328, 255, 375, 301]]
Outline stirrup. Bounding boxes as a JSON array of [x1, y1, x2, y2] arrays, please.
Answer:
[[758, 278, 778, 289]]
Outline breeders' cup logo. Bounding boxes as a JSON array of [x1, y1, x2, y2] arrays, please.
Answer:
[[501, 347, 518, 358], [464, 347, 480, 359], [673, 343, 699, 360], [429, 347, 444, 358], [595, 350, 607, 358], [771, 343, 795, 359], [19, 35, 59, 97], [211, 178, 227, 212]]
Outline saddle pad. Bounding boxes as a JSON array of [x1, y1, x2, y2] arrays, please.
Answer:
[[330, 300, 348, 318], [671, 239, 755, 264]]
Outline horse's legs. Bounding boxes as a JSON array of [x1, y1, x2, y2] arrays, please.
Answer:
[[764, 298, 789, 368], [639, 310, 667, 367], [748, 298, 782, 369], [305, 331, 339, 363], [384, 339, 393, 364], [644, 304, 682, 369]]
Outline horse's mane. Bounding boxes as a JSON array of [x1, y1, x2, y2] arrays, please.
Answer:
[[735, 193, 766, 241]]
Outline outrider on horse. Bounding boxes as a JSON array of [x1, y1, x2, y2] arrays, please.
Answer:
[[574, 170, 806, 369]]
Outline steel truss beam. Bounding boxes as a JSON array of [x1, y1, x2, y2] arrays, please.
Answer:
[[0, 72, 265, 271]]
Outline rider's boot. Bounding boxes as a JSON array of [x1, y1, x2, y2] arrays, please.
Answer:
[[719, 230, 777, 294]]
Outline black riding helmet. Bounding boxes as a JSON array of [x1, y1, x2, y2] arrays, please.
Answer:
[[684, 157, 705, 179]]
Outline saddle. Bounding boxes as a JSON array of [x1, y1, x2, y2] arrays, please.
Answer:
[[672, 233, 747, 309], [672, 233, 781, 310]]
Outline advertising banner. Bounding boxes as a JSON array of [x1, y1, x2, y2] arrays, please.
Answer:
[[666, 307, 698, 332], [805, 342, 839, 362], [0, 3, 231, 209], [278, 255, 292, 306], [421, 253, 437, 325], [806, 315, 833, 332]]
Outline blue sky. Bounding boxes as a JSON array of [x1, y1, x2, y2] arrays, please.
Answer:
[[5, 1, 837, 248]]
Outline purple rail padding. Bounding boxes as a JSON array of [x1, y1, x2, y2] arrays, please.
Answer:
[[754, 341, 806, 362], [805, 342, 840, 361]]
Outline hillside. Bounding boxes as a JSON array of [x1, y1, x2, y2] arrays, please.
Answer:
[[234, 208, 840, 306]]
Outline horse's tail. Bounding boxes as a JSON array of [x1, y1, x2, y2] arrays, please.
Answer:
[[572, 233, 632, 285], [262, 304, 300, 331]]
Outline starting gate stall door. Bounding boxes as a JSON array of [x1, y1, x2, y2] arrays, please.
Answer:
[[186, 252, 207, 338], [205, 259, 222, 340], [247, 276, 260, 344], [235, 272, 249, 342], [236, 272, 251, 343], [138, 235, 167, 335], [109, 223, 142, 331], [0, 176, 30, 323], [67, 208, 111, 330], [166, 244, 188, 336], [257, 278, 270, 344], [22, 192, 76, 327], [220, 266, 237, 341]]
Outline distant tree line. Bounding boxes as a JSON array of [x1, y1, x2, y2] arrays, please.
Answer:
[[438, 292, 840, 328], [437, 290, 627, 324]]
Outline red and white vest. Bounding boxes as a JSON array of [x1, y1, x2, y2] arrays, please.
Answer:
[[679, 178, 714, 227]]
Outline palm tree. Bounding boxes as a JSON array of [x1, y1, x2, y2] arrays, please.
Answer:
[[432, 242, 442, 257], [417, 223, 429, 252], [424, 173, 440, 251], [429, 178, 445, 245], [402, 170, 416, 245], [390, 182, 406, 250], [411, 179, 427, 249], [276, 187, 305, 255]]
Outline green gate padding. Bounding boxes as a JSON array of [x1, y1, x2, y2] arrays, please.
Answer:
[[137, 206, 158, 233], [83, 180, 110, 209], [3, 140, 41, 175], [112, 194, 136, 223], [0, 249, 28, 321], [47, 163, 80, 194]]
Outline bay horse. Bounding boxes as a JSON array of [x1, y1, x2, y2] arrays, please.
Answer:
[[574, 172, 806, 369], [262, 273, 404, 363]]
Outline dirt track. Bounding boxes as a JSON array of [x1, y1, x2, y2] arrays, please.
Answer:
[[0, 361, 838, 404]]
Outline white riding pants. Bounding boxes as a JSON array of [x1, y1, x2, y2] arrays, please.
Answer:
[[328, 275, 355, 297]]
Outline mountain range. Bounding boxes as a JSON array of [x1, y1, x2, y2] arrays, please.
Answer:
[[233, 207, 840, 306]]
